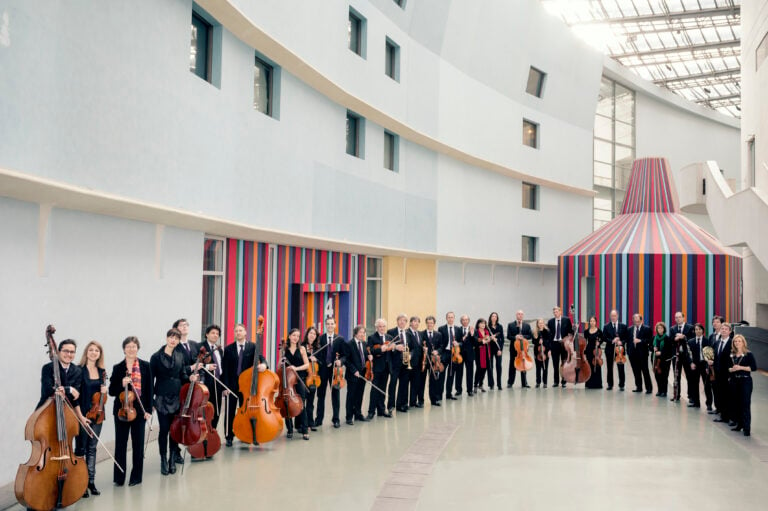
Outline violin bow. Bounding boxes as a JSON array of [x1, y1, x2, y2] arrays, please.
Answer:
[[63, 399, 125, 473], [125, 381, 153, 457], [355, 374, 387, 397]]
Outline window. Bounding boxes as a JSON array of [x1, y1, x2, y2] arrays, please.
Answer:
[[385, 38, 400, 81], [202, 237, 225, 341], [522, 119, 538, 148], [254, 56, 273, 116], [365, 257, 383, 334], [384, 131, 399, 171], [346, 111, 364, 158], [522, 182, 538, 210], [526, 66, 546, 97], [521, 236, 538, 262], [348, 9, 366, 58], [190, 12, 212, 81]]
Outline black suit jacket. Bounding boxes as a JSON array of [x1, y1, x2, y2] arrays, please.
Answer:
[[345, 338, 367, 376], [457, 326, 475, 358], [421, 330, 445, 362], [602, 322, 629, 346], [506, 321, 532, 356], [406, 328, 423, 364], [37, 362, 83, 410], [108, 358, 153, 417], [669, 323, 695, 341], [628, 324, 652, 355], [547, 317, 573, 341], [317, 333, 347, 372], [688, 336, 712, 364], [437, 324, 461, 353], [175, 340, 201, 368], [198, 342, 225, 392], [222, 342, 266, 395], [713, 337, 733, 373], [367, 332, 391, 373], [488, 324, 504, 352], [386, 327, 409, 370]]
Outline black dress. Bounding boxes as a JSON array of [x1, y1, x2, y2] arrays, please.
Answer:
[[284, 346, 308, 435], [585, 329, 603, 389], [728, 352, 757, 434], [150, 347, 189, 459]]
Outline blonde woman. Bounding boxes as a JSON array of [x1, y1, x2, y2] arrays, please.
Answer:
[[728, 335, 757, 436], [77, 341, 107, 498]]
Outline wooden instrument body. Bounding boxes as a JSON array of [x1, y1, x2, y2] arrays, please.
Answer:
[[561, 334, 591, 384], [536, 341, 547, 362], [117, 385, 137, 422], [514, 338, 533, 371], [188, 401, 221, 459], [306, 360, 321, 390], [232, 367, 283, 445], [614, 345, 627, 364], [594, 344, 604, 367], [170, 381, 210, 446], [451, 344, 463, 365], [332, 355, 346, 389], [276, 363, 304, 419], [85, 372, 107, 425]]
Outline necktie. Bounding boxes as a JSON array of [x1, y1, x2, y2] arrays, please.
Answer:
[[718, 340, 723, 355], [399, 330, 403, 341], [463, 328, 467, 336], [326, 336, 334, 365], [555, 320, 561, 340], [358, 341, 364, 364], [449, 328, 454, 343], [237, 344, 244, 374], [212, 345, 221, 377], [183, 343, 190, 353], [614, 323, 617, 334], [428, 331, 432, 340]]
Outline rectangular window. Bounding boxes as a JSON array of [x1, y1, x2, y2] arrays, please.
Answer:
[[522, 182, 538, 210], [202, 237, 225, 342], [254, 56, 273, 116], [346, 111, 364, 158], [385, 38, 400, 81], [521, 236, 538, 262], [384, 131, 399, 171], [526, 66, 546, 97], [365, 257, 383, 334], [522, 119, 538, 148], [190, 12, 212, 81], [348, 9, 366, 58]]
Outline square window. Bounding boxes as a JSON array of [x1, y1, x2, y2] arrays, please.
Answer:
[[521, 236, 538, 262], [254, 56, 273, 116], [522, 119, 538, 148], [346, 111, 365, 158], [522, 182, 538, 210], [348, 9, 367, 58], [384, 131, 399, 171], [526, 67, 546, 97], [385, 38, 400, 81], [190, 12, 212, 81]]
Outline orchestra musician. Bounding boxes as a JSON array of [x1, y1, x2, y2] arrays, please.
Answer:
[[422, 316, 444, 406], [283, 328, 310, 440], [315, 317, 346, 429], [708, 316, 726, 417], [507, 310, 532, 389], [651, 322, 672, 398], [602, 310, 628, 391], [108, 336, 153, 487], [727, 334, 756, 437], [199, 325, 225, 428], [713, 322, 734, 425], [688, 323, 712, 410], [459, 315, 475, 396], [628, 314, 653, 394], [439, 312, 462, 400], [531, 319, 550, 388], [547, 307, 573, 388], [222, 323, 267, 445], [584, 317, 603, 389], [669, 312, 695, 405], [345, 326, 369, 425], [366, 319, 393, 419], [408, 316, 426, 409], [170, 318, 199, 467], [386, 314, 409, 413], [487, 313, 504, 390], [669, 323, 693, 402], [77, 341, 107, 499], [473, 318, 490, 392], [302, 326, 320, 430]]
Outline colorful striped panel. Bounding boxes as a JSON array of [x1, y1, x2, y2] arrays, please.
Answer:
[[620, 157, 679, 214]]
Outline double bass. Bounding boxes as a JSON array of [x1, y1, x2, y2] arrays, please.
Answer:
[[188, 346, 222, 460], [15, 326, 88, 511], [170, 351, 209, 447], [560, 307, 591, 384], [232, 316, 283, 445]]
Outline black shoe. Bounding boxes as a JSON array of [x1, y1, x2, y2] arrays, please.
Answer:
[[380, 412, 393, 417], [645, 390, 652, 394], [225, 438, 233, 447], [346, 419, 354, 426], [415, 403, 424, 408], [523, 385, 531, 389], [366, 413, 375, 420], [168, 457, 176, 475], [714, 418, 726, 423], [507, 383, 513, 388], [333, 420, 341, 428], [744, 430, 750, 437], [88, 483, 100, 496], [688, 403, 699, 408], [397, 406, 408, 412], [114, 481, 124, 487], [632, 389, 642, 393], [606, 386, 613, 391], [660, 393, 667, 397], [128, 480, 141, 487], [731, 425, 743, 432], [467, 392, 474, 396], [497, 386, 502, 390], [310, 425, 318, 431], [728, 420, 737, 427], [355, 416, 368, 422], [432, 402, 441, 406], [535, 384, 540, 388], [655, 392, 661, 397], [82, 490, 89, 499], [543, 384, 548, 388], [287, 432, 294, 439], [619, 387, 625, 392], [707, 408, 715, 414], [173, 451, 184, 465], [561, 383, 566, 388], [160, 455, 169, 476], [448, 396, 457, 400]]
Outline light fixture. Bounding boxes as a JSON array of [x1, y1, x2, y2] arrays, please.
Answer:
[[703, 87, 711, 94]]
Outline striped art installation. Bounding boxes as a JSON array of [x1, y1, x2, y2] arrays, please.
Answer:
[[224, 239, 368, 365], [558, 157, 742, 329]]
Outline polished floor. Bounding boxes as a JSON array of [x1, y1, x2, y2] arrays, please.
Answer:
[[11, 370, 768, 511]]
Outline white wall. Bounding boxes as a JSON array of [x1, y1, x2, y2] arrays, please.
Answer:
[[0, 197, 202, 485], [741, 0, 768, 193]]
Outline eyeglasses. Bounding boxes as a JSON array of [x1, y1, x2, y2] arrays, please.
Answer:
[[60, 350, 76, 354]]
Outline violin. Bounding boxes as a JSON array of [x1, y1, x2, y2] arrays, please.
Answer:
[[653, 352, 662, 374], [15, 325, 88, 511], [188, 347, 222, 460], [614, 344, 627, 364], [514, 333, 533, 372], [593, 340, 604, 369], [536, 338, 547, 362], [117, 379, 137, 423], [332, 354, 346, 389], [451, 344, 463, 365], [232, 316, 283, 445], [561, 310, 592, 384], [170, 351, 210, 447], [431, 350, 444, 374], [85, 371, 108, 425], [306, 357, 321, 390], [276, 340, 304, 419], [365, 346, 374, 381]]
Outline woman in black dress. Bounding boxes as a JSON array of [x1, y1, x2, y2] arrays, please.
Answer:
[[532, 319, 550, 388], [284, 328, 311, 440], [584, 317, 603, 389], [728, 334, 757, 436], [302, 326, 320, 431], [78, 341, 107, 498], [150, 328, 195, 475], [487, 312, 504, 390], [109, 336, 153, 487], [651, 322, 673, 398]]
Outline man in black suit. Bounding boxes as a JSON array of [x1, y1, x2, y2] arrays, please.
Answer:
[[199, 324, 225, 428], [222, 323, 267, 446], [37, 338, 83, 410], [173, 318, 201, 368], [386, 314, 409, 412], [547, 306, 573, 388], [438, 312, 462, 400], [344, 326, 369, 425], [708, 315, 725, 415], [628, 313, 653, 393], [506, 310, 532, 389], [422, 316, 444, 406], [315, 317, 347, 428], [407, 316, 425, 409], [669, 311, 695, 404], [366, 319, 393, 419], [687, 322, 712, 410], [602, 310, 628, 391], [713, 322, 734, 424], [459, 314, 475, 396]]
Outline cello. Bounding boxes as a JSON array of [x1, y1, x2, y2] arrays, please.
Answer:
[[560, 307, 591, 384], [169, 351, 209, 447], [15, 325, 88, 511], [514, 332, 534, 372], [276, 340, 304, 419], [188, 347, 222, 460], [232, 316, 283, 445]]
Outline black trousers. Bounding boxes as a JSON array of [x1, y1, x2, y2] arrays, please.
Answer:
[[114, 416, 145, 485], [713, 371, 731, 420], [550, 341, 564, 385], [78, 422, 102, 483], [535, 357, 548, 385], [446, 359, 462, 396], [208, 385, 224, 429], [345, 375, 365, 420], [316, 367, 341, 423], [368, 370, 389, 415], [729, 377, 752, 431], [654, 360, 671, 395], [696, 363, 714, 408], [488, 351, 503, 388], [684, 362, 698, 404], [507, 357, 528, 387], [428, 370, 443, 403], [463, 355, 474, 394], [411, 368, 426, 405], [305, 385, 317, 426], [605, 347, 626, 388], [387, 365, 401, 410], [156, 411, 179, 457], [396, 367, 411, 408], [629, 351, 652, 391]]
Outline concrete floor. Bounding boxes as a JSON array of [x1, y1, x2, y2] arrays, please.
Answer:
[[10, 371, 768, 511]]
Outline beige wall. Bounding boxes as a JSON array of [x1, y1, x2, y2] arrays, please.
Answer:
[[382, 257, 437, 327]]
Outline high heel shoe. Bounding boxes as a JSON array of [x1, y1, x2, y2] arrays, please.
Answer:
[[731, 425, 743, 432], [88, 483, 101, 496], [303, 433, 310, 440]]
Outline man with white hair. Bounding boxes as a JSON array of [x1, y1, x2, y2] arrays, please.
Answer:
[[386, 313, 408, 413]]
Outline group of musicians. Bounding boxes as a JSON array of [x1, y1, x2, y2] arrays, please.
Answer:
[[35, 308, 758, 505]]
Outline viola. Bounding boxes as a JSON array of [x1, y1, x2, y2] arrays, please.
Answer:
[[614, 344, 627, 365], [187, 347, 221, 460], [232, 316, 283, 445], [85, 371, 108, 425], [514, 334, 533, 372], [117, 380, 137, 423], [365, 346, 374, 382], [306, 358, 321, 390], [170, 351, 210, 447], [561, 322, 592, 384], [653, 352, 662, 374], [276, 340, 304, 419], [536, 339, 547, 362], [15, 325, 88, 511], [332, 354, 346, 389]]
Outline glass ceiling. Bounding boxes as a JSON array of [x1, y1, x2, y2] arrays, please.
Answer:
[[540, 0, 741, 117]]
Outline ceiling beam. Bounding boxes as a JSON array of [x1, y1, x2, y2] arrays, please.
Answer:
[[611, 39, 739, 59], [696, 93, 741, 103], [567, 6, 740, 25], [654, 68, 741, 85]]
